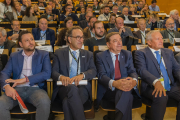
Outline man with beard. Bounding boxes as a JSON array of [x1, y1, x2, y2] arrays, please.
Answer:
[[84, 21, 106, 52], [98, 6, 111, 21], [161, 18, 180, 45], [79, 11, 93, 29], [83, 16, 97, 40], [0, 30, 51, 120]]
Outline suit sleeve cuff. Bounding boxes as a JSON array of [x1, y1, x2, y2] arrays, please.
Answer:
[[109, 79, 115, 91], [133, 78, 138, 89], [3, 84, 10, 91], [153, 79, 159, 86], [58, 75, 62, 81]]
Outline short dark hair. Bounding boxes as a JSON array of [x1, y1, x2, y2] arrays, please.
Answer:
[[11, 19, 20, 25], [25, 6, 34, 17], [122, 0, 127, 2], [108, 1, 112, 4], [66, 26, 83, 43], [93, 21, 103, 29], [151, 0, 157, 4], [64, 17, 73, 27], [104, 5, 110, 9], [18, 30, 32, 43], [89, 16, 96, 23], [65, 4, 72, 8], [106, 32, 120, 43]]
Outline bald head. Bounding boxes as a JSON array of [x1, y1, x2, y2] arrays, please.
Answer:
[[122, 7, 128, 16], [46, 5, 52, 15], [115, 17, 124, 29], [165, 18, 175, 31], [39, 18, 48, 31]]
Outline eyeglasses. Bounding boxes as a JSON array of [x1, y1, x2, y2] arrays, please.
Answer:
[[71, 36, 84, 40]]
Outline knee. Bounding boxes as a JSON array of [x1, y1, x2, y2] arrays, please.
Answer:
[[67, 84, 79, 95], [38, 96, 51, 108], [153, 95, 168, 105]]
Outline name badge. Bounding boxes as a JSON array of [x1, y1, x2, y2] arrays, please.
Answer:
[[159, 77, 167, 91], [0, 49, 4, 54]]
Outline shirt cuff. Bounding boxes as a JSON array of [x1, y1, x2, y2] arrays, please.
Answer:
[[58, 75, 62, 81], [109, 79, 115, 91], [3, 84, 10, 91], [153, 79, 159, 86], [82, 73, 85, 79], [133, 78, 138, 89]]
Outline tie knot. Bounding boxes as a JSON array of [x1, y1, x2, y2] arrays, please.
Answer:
[[154, 51, 159, 55], [115, 54, 118, 60], [72, 51, 76, 55]]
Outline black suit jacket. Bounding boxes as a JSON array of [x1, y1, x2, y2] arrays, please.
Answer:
[[51, 47, 97, 102], [40, 13, 58, 21], [7, 30, 22, 38], [133, 30, 149, 44], [119, 14, 135, 21], [3, 39, 17, 55], [79, 20, 88, 29]]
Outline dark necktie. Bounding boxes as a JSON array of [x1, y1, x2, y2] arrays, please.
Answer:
[[114, 54, 121, 80]]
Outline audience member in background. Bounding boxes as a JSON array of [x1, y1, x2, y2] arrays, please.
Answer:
[[32, 18, 55, 47], [127, 0, 132, 6], [55, 0, 61, 8], [139, 3, 150, 18], [142, 0, 146, 5], [112, 0, 117, 5], [84, 16, 97, 40], [76, 0, 84, 11], [38, 0, 47, 7], [108, 1, 113, 10], [27, 0, 31, 6], [99, 1, 103, 7], [101, 0, 108, 7], [56, 17, 73, 46], [128, 4, 137, 15], [7, 20, 22, 41], [112, 5, 120, 17], [137, 1, 143, 11], [60, 4, 79, 23], [99, 6, 105, 15], [104, 13, 116, 30], [118, 0, 129, 12], [21, 0, 28, 11], [78, 7, 86, 21], [98, 6, 110, 21], [133, 19, 149, 44], [33, 4, 40, 15], [163, 9, 180, 31], [84, 21, 106, 52], [132, 0, 138, 4], [86, 6, 93, 12], [79, 11, 93, 29], [15, 2, 25, 16], [175, 52, 180, 64], [22, 6, 38, 26], [116, 0, 122, 6], [64, 0, 75, 11], [119, 7, 135, 21], [40, 5, 57, 21], [161, 18, 180, 45], [93, 0, 100, 11], [108, 17, 134, 38], [0, 0, 17, 21], [48, 0, 60, 19], [146, 13, 162, 30], [149, 0, 160, 12], [0, 27, 16, 55]]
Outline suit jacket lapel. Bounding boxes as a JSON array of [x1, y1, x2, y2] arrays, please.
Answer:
[[46, 28, 49, 40], [161, 49, 170, 75], [80, 49, 85, 72], [106, 50, 114, 79], [17, 51, 24, 77], [119, 51, 125, 77], [138, 30, 142, 41], [64, 47, 69, 76], [32, 50, 38, 75], [146, 47, 161, 73]]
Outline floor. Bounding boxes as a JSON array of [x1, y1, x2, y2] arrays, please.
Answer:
[[12, 104, 177, 120]]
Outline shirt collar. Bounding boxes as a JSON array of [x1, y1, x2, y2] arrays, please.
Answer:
[[22, 50, 35, 57], [94, 35, 105, 40], [148, 46, 161, 54], [109, 50, 120, 58], [140, 30, 145, 33], [69, 47, 80, 54]]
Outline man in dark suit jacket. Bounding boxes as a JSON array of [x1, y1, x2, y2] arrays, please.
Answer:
[[0, 27, 16, 55], [79, 11, 93, 29], [15, 2, 24, 16], [96, 32, 140, 120], [60, 4, 79, 23], [133, 19, 149, 44], [137, 1, 143, 11], [134, 30, 180, 120], [0, 30, 51, 120], [52, 26, 96, 120], [32, 18, 55, 47], [40, 5, 58, 21], [119, 7, 135, 21], [161, 18, 180, 44]]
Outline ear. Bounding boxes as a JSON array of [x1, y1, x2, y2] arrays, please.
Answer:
[[106, 42, 110, 48], [19, 41, 23, 48], [146, 40, 151, 46], [68, 36, 72, 43]]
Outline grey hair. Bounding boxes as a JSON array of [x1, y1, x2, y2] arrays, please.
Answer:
[[137, 18, 146, 25], [146, 30, 160, 41], [169, 9, 178, 16], [0, 27, 7, 37]]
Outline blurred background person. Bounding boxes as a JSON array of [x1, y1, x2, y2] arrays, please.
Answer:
[[128, 4, 137, 15], [139, 3, 150, 18], [93, 0, 100, 11], [104, 13, 116, 30], [33, 4, 40, 15], [15, 2, 24, 16], [146, 13, 162, 30]]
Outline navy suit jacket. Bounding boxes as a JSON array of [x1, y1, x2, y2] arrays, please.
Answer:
[[7, 30, 22, 38], [134, 47, 180, 93], [51, 47, 97, 102], [59, 13, 79, 24], [96, 49, 140, 113], [32, 28, 55, 47], [0, 49, 51, 90]]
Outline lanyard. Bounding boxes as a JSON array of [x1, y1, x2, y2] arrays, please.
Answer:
[[103, 14, 109, 21], [166, 30, 175, 39], [40, 31, 46, 40], [69, 48, 80, 75], [141, 31, 146, 39]]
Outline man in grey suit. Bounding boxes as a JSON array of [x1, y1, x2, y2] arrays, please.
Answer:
[[161, 18, 180, 44], [51, 26, 97, 120], [133, 19, 149, 44], [108, 17, 134, 39]]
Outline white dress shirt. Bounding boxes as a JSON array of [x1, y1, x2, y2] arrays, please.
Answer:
[[140, 30, 146, 45], [124, 15, 129, 21]]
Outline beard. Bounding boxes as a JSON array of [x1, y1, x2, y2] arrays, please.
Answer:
[[25, 45, 35, 51], [95, 31, 104, 38], [168, 27, 174, 31]]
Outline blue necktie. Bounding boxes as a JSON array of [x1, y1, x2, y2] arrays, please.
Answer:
[[155, 51, 171, 91], [70, 51, 77, 78]]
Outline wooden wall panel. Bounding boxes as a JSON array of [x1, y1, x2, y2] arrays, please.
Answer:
[[146, 0, 180, 14]]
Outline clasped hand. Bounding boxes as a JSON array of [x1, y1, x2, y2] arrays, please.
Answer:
[[5, 78, 26, 88], [60, 74, 84, 86]]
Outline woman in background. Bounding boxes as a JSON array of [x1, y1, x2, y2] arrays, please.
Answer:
[[146, 13, 162, 30]]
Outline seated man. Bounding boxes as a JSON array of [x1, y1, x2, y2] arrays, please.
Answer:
[[32, 18, 55, 47], [98, 6, 111, 21], [0, 27, 16, 55], [96, 32, 140, 120], [48, 0, 60, 20], [112, 5, 120, 17], [108, 0, 113, 10], [79, 11, 93, 29], [83, 16, 97, 40], [40, 5, 57, 21], [84, 21, 106, 52], [76, 0, 85, 11], [0, 30, 51, 120], [149, 0, 160, 12], [133, 19, 149, 44], [38, 0, 47, 7], [108, 17, 134, 38], [161, 18, 180, 44], [51, 26, 96, 120], [93, 0, 100, 11], [21, 0, 28, 11], [7, 20, 22, 41], [137, 1, 143, 11], [162, 9, 180, 31], [15, 2, 24, 16], [134, 30, 180, 120], [60, 4, 79, 23], [118, 0, 129, 12], [119, 7, 135, 21]]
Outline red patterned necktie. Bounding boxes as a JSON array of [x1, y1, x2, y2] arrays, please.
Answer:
[[114, 54, 121, 80]]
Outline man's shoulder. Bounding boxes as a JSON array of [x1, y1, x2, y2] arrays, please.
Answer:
[[32, 28, 39, 32], [108, 27, 117, 33]]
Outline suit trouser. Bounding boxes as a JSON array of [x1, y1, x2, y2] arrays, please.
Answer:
[[57, 84, 89, 120], [103, 89, 133, 120], [142, 84, 180, 120], [0, 87, 51, 120]]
